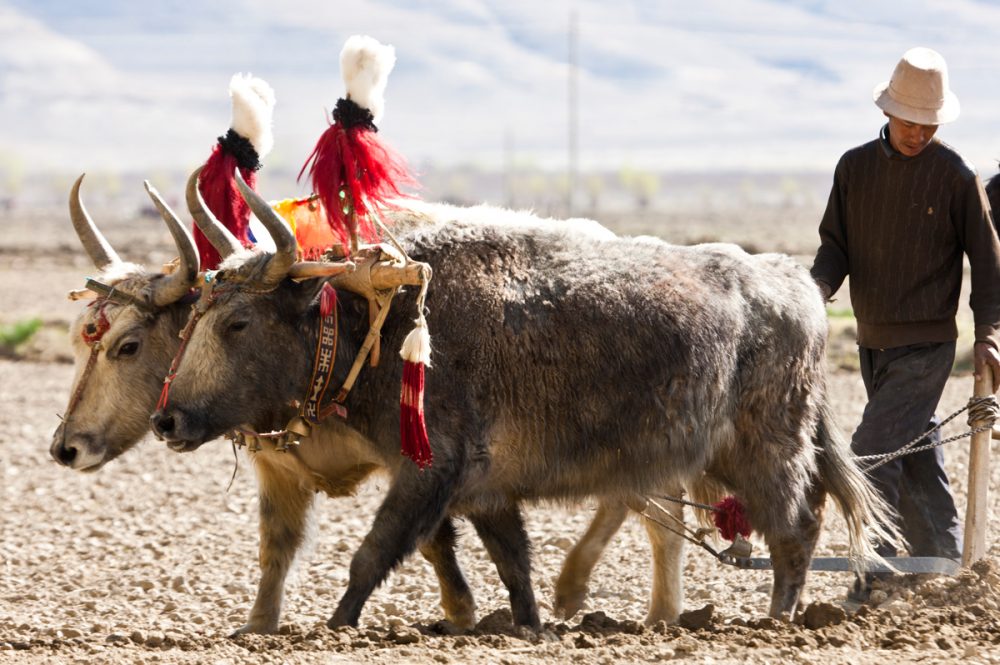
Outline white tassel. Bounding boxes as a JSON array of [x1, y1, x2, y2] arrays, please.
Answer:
[[399, 321, 431, 367], [340, 35, 396, 124], [229, 73, 276, 159]]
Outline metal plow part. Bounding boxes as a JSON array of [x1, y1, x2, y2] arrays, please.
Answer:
[[727, 556, 961, 575]]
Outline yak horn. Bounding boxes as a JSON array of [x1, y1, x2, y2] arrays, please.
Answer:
[[143, 181, 200, 306], [185, 167, 243, 259], [233, 168, 296, 284], [69, 174, 122, 270]]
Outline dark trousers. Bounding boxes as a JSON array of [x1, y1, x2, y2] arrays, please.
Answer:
[[851, 342, 962, 560]]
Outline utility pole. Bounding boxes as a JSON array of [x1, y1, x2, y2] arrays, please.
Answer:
[[567, 8, 578, 217]]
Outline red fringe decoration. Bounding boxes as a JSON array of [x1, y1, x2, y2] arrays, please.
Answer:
[[400, 360, 432, 469], [194, 144, 257, 269], [298, 121, 416, 253], [319, 282, 337, 318], [713, 496, 752, 541], [81, 301, 110, 345]]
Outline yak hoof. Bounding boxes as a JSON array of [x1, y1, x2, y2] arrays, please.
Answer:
[[230, 621, 279, 637], [327, 610, 358, 630], [553, 584, 588, 620]]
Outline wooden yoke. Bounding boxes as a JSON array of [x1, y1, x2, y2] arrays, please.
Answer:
[[963, 365, 994, 566], [288, 243, 431, 368]]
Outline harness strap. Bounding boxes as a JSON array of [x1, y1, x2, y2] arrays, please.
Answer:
[[302, 283, 339, 423], [64, 345, 101, 419], [62, 299, 112, 423], [157, 278, 218, 411]]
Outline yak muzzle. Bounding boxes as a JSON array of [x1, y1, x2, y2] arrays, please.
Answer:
[[150, 407, 208, 452], [50, 423, 104, 471]]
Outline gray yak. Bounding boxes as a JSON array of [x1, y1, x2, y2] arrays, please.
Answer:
[[52, 173, 694, 633], [151, 174, 894, 629]]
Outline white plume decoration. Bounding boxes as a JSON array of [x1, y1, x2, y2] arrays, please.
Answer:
[[229, 73, 276, 159], [340, 35, 396, 124], [399, 321, 432, 367]]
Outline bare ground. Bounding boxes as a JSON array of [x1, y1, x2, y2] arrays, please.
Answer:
[[2, 209, 1000, 664]]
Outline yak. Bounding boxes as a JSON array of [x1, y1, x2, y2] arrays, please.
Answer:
[[149, 173, 894, 630], [52, 173, 697, 633]]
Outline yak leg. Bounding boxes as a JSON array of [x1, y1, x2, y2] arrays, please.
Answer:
[[554, 500, 628, 620], [468, 505, 541, 630], [642, 497, 685, 624], [235, 458, 315, 635], [418, 517, 477, 629], [763, 493, 823, 620], [328, 468, 456, 628]]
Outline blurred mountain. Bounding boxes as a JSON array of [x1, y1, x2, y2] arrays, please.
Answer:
[[1, 0, 998, 179]]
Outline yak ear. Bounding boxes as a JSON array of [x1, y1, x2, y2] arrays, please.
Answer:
[[286, 277, 331, 314]]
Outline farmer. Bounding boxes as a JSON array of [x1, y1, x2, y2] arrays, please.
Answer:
[[810, 47, 1000, 601], [988, 171, 1000, 218]]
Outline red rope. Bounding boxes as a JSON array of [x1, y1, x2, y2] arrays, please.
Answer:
[[157, 296, 213, 411]]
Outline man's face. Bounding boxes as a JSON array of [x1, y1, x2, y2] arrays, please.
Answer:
[[885, 113, 939, 157]]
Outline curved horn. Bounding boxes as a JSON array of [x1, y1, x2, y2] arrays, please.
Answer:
[[185, 166, 242, 259], [143, 180, 200, 306], [69, 174, 122, 269], [233, 168, 297, 283]]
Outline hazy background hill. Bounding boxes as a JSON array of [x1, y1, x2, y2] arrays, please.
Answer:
[[1, 0, 998, 258]]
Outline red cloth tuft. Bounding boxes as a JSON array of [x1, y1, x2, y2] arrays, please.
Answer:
[[298, 122, 416, 252], [713, 496, 752, 541], [194, 144, 256, 269], [319, 282, 337, 318], [400, 360, 432, 469]]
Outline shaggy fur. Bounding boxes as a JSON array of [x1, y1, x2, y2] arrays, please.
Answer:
[[154, 218, 897, 628]]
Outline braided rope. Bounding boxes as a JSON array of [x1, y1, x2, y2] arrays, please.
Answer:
[[855, 395, 999, 473]]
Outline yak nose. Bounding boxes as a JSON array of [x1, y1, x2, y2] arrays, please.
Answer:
[[50, 423, 75, 465], [150, 409, 176, 439], [50, 437, 78, 466], [50, 423, 92, 468]]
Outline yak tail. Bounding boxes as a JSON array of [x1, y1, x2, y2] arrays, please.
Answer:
[[815, 399, 905, 575]]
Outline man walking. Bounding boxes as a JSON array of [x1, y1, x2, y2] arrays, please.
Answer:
[[810, 47, 1000, 599]]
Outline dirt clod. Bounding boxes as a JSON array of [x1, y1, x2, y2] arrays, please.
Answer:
[[799, 601, 847, 629]]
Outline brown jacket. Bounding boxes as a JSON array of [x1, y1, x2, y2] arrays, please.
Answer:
[[811, 126, 1000, 350]]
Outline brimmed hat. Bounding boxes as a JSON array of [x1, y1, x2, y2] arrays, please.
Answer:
[[873, 47, 959, 125]]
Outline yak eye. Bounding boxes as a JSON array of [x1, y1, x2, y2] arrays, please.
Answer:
[[117, 341, 140, 358], [228, 320, 250, 333]]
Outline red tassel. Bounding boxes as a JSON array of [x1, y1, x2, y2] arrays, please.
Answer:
[[298, 122, 416, 251], [194, 144, 256, 269], [319, 282, 337, 318], [713, 496, 752, 541], [400, 360, 432, 469]]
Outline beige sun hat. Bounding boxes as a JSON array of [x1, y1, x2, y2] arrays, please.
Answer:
[[873, 47, 960, 125]]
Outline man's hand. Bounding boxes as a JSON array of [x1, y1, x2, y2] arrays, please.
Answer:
[[973, 341, 1000, 393]]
